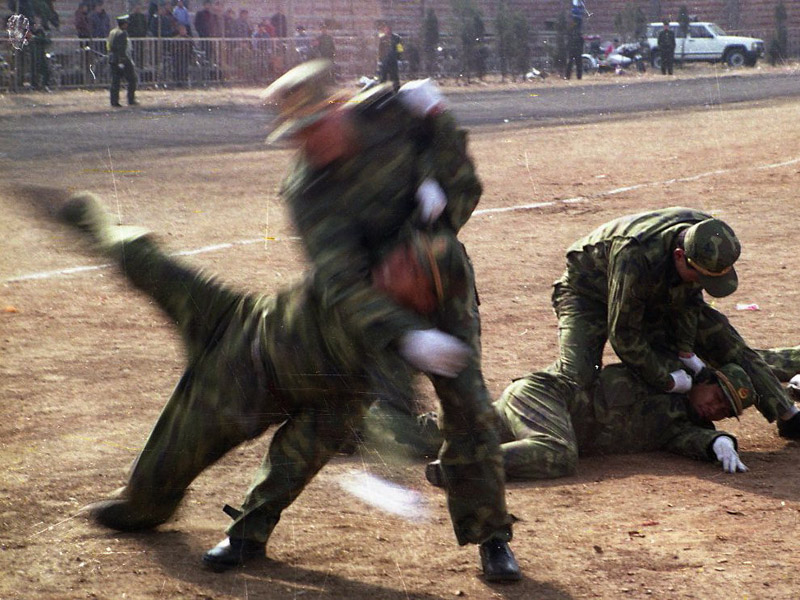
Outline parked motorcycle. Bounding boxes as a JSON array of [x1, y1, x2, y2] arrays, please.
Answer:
[[582, 36, 646, 75]]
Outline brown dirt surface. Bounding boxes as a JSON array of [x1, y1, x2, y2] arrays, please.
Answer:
[[2, 68, 800, 599]]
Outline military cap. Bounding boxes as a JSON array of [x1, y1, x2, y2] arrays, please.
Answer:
[[683, 218, 740, 298], [261, 59, 334, 144], [116, 14, 130, 25], [714, 363, 754, 420]]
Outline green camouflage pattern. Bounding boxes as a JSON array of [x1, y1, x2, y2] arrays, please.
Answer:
[[493, 365, 731, 480], [756, 346, 800, 382], [551, 207, 795, 421], [486, 345, 800, 480], [552, 207, 712, 390], [101, 237, 373, 543], [282, 99, 511, 545], [683, 218, 740, 275]]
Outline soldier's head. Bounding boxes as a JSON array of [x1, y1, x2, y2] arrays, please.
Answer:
[[689, 364, 753, 421], [673, 218, 740, 297], [116, 14, 130, 28], [663, 20, 670, 29], [261, 59, 355, 166]]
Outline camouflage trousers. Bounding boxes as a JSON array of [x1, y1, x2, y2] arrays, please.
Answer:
[[551, 283, 796, 422], [494, 349, 800, 481], [108, 234, 511, 546], [110, 237, 370, 543], [407, 233, 513, 545]]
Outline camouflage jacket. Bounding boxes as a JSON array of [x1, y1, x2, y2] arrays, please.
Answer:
[[559, 207, 714, 390], [571, 364, 730, 460], [281, 88, 482, 384]]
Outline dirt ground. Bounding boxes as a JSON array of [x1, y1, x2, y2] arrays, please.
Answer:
[[2, 69, 800, 599]]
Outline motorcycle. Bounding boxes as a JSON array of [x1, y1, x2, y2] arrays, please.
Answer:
[[582, 37, 646, 75], [615, 42, 647, 73]]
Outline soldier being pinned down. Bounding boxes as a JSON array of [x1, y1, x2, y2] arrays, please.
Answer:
[[66, 60, 520, 582], [423, 347, 800, 485]]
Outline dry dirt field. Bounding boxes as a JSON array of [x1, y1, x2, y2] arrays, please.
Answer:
[[2, 72, 800, 600]]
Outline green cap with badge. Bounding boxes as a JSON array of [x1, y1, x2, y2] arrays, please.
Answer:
[[683, 218, 741, 298], [714, 363, 755, 420], [260, 59, 334, 144]]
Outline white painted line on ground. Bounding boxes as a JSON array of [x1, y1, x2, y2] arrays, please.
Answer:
[[6, 156, 799, 284]]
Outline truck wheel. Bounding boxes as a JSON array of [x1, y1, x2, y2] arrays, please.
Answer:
[[726, 48, 746, 68]]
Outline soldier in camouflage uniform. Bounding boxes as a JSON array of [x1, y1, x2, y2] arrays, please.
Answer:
[[261, 60, 519, 581], [57, 186, 511, 579], [551, 207, 800, 433], [423, 345, 800, 483], [76, 61, 518, 582]]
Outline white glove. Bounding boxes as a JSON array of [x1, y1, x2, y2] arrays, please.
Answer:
[[679, 353, 705, 375], [415, 178, 447, 224], [712, 436, 748, 473], [399, 329, 470, 378], [397, 78, 445, 117], [787, 374, 800, 396], [118, 63, 125, 69], [669, 369, 693, 394]]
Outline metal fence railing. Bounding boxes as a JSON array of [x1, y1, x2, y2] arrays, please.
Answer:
[[2, 28, 798, 93], [0, 35, 378, 92]]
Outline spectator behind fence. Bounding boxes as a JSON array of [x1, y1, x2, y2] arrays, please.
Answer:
[[74, 2, 91, 41], [89, 0, 111, 39], [230, 9, 251, 38], [29, 16, 51, 90], [194, 0, 213, 37], [210, 0, 223, 36], [173, 23, 192, 85], [315, 22, 334, 60], [270, 9, 286, 38], [294, 24, 310, 61], [173, 0, 191, 37], [149, 2, 176, 38], [128, 2, 147, 38], [222, 7, 234, 37], [254, 18, 274, 39]]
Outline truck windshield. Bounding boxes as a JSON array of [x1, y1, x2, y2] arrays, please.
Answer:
[[708, 23, 727, 36]]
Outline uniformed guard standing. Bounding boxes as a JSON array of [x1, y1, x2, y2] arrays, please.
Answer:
[[657, 20, 676, 75], [376, 21, 402, 92], [107, 14, 138, 107]]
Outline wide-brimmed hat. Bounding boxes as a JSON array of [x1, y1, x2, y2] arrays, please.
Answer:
[[261, 59, 334, 144], [714, 363, 754, 420], [683, 218, 740, 298]]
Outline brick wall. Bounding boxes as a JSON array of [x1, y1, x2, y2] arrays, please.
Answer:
[[45, 0, 800, 47]]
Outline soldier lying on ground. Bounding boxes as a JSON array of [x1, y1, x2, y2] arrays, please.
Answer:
[[421, 348, 800, 484]]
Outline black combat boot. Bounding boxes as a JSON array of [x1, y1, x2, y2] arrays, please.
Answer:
[[479, 538, 522, 583], [86, 495, 180, 531], [424, 459, 445, 488], [203, 537, 266, 572], [778, 411, 800, 439]]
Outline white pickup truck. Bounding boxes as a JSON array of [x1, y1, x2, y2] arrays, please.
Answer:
[[646, 22, 765, 69]]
